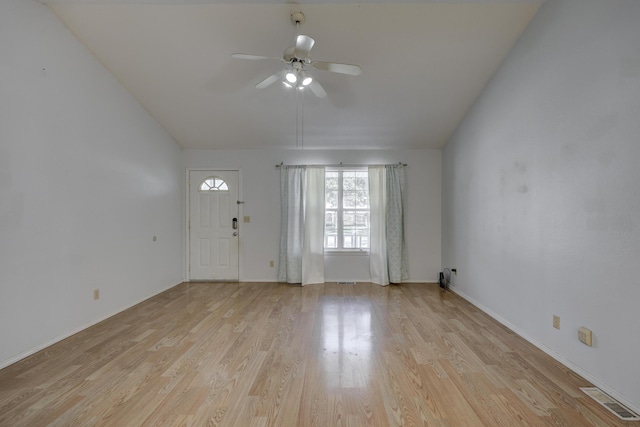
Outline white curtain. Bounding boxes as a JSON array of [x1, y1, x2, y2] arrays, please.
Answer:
[[368, 164, 408, 286], [302, 167, 325, 285], [368, 166, 388, 285], [278, 166, 305, 283], [278, 166, 325, 285]]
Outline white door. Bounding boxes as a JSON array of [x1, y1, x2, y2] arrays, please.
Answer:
[[189, 170, 239, 281]]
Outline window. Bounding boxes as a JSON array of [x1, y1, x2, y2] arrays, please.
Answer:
[[199, 176, 228, 192], [324, 169, 370, 250]]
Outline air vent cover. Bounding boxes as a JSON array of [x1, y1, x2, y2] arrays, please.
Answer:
[[580, 387, 640, 421]]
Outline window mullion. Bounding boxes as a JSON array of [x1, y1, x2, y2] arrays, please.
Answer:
[[337, 171, 344, 250]]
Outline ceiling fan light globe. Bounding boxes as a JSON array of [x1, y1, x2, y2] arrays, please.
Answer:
[[285, 72, 297, 83], [301, 76, 313, 86]]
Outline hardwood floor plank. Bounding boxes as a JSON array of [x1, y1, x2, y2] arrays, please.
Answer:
[[491, 390, 550, 427], [0, 282, 631, 426]]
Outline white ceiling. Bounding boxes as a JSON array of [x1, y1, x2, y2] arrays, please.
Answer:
[[46, 1, 541, 150]]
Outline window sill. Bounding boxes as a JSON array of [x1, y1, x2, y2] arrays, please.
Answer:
[[324, 250, 370, 256]]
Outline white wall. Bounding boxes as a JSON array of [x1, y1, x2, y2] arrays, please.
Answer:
[[0, 0, 183, 368], [183, 148, 441, 283], [443, 0, 640, 411]]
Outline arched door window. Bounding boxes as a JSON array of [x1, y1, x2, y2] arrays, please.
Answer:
[[199, 176, 229, 192]]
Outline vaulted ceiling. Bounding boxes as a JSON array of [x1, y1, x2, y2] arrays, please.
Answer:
[[44, 0, 541, 150]]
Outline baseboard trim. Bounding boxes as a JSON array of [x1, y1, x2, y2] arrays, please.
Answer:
[[235, 280, 439, 285], [230, 280, 439, 284], [450, 285, 640, 415], [0, 281, 182, 371], [401, 280, 438, 284]]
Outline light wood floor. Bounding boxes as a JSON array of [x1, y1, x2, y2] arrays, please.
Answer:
[[0, 282, 631, 426]]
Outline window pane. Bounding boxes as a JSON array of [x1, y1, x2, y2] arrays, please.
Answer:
[[343, 211, 355, 227], [343, 235, 354, 249], [343, 210, 357, 249], [325, 234, 337, 249], [355, 190, 368, 208], [200, 178, 213, 191], [325, 211, 337, 229], [325, 190, 338, 209], [356, 172, 368, 192], [343, 209, 369, 249], [325, 210, 337, 249], [343, 191, 355, 208], [326, 172, 339, 190], [343, 173, 356, 190], [356, 212, 369, 227]]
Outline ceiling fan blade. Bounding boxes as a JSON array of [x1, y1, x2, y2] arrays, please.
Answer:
[[311, 61, 362, 76], [294, 35, 315, 59], [308, 80, 327, 98], [255, 70, 284, 89], [232, 53, 272, 60]]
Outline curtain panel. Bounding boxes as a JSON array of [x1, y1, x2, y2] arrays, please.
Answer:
[[385, 164, 409, 283], [368, 164, 408, 286], [368, 166, 388, 285], [278, 166, 325, 285], [278, 166, 306, 284]]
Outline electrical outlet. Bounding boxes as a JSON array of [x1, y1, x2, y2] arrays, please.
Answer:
[[553, 315, 560, 329], [269, 260, 274, 268], [578, 327, 593, 346], [93, 289, 100, 300]]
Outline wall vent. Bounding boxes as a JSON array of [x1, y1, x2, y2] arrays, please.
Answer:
[[337, 281, 356, 285], [580, 387, 640, 421]]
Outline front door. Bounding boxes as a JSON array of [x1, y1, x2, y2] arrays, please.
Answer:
[[189, 170, 239, 281]]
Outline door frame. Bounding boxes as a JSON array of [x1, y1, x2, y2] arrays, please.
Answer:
[[185, 168, 243, 282]]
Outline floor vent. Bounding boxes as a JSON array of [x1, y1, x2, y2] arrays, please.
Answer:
[[580, 387, 640, 421], [337, 281, 356, 285]]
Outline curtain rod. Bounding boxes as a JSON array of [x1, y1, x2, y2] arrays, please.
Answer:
[[275, 161, 407, 168]]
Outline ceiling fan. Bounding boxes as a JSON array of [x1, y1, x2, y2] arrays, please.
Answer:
[[232, 11, 362, 98]]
